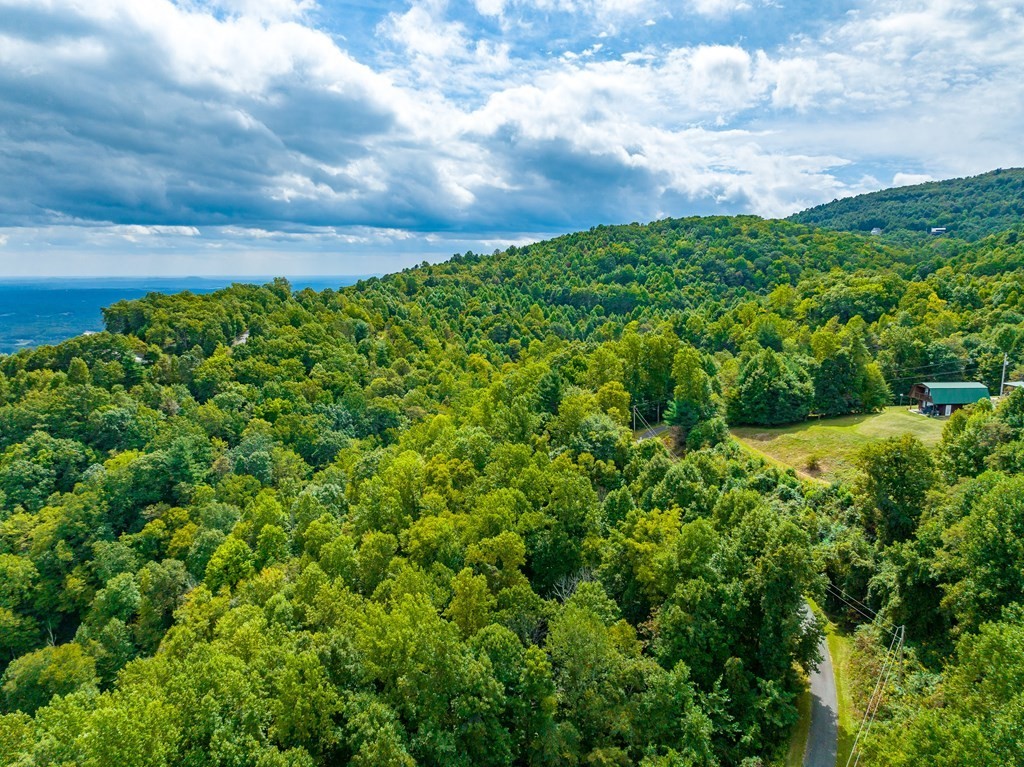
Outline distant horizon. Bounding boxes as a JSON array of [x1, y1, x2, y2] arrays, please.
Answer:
[[0, 275, 373, 352]]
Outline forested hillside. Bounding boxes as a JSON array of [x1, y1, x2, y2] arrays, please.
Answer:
[[1, 209, 1023, 765], [790, 168, 1024, 241]]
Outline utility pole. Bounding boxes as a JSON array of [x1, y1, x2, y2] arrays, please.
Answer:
[[1001, 352, 1009, 397], [898, 625, 906, 683]]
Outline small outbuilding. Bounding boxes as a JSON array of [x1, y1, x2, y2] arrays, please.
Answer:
[[909, 381, 989, 416], [1004, 381, 1024, 396]]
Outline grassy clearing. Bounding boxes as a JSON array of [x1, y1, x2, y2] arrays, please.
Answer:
[[731, 407, 944, 484], [828, 630, 857, 766], [734, 437, 821, 485]]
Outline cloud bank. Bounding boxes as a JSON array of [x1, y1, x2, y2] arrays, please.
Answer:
[[0, 0, 1022, 274]]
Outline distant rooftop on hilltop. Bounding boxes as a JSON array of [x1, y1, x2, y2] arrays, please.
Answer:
[[789, 167, 1024, 241]]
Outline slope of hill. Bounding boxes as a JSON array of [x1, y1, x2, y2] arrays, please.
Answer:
[[732, 406, 944, 484], [789, 167, 1024, 240], [0, 187, 1023, 766]]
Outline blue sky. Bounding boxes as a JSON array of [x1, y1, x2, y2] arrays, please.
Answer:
[[1, 0, 1022, 276]]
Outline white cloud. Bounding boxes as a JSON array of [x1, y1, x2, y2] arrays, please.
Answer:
[[757, 54, 841, 110], [217, 225, 417, 244], [592, 0, 652, 16], [473, 0, 507, 17], [468, 0, 656, 24], [2, 0, 1024, 275], [384, 1, 467, 59], [114, 225, 201, 238], [892, 172, 934, 186], [206, 0, 317, 21], [685, 45, 758, 110], [688, 0, 752, 18]]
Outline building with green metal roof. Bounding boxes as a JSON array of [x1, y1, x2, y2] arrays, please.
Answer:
[[909, 381, 990, 416]]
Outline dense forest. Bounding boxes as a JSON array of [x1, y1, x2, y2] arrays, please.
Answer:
[[790, 167, 1024, 241], [1, 177, 1023, 766]]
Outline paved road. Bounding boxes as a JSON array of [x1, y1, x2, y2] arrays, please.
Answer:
[[634, 429, 839, 765], [635, 423, 670, 441], [802, 602, 839, 767]]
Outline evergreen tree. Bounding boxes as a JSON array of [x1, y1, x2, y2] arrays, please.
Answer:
[[727, 349, 814, 426]]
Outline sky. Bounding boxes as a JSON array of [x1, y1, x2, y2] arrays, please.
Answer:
[[1, 0, 1023, 276]]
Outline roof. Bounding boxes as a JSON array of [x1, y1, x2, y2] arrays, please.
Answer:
[[1005, 381, 1024, 389], [919, 381, 990, 405]]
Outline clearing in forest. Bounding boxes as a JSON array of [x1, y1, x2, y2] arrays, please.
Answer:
[[731, 407, 944, 484]]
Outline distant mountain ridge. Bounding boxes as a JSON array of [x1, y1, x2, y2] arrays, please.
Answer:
[[789, 167, 1024, 240]]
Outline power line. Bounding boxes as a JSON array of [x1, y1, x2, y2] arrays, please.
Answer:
[[633, 404, 658, 437], [631, 398, 669, 429], [825, 584, 878, 624], [847, 625, 905, 767], [877, 353, 976, 370], [888, 367, 979, 381], [846, 630, 899, 767], [827, 583, 887, 623], [853, 637, 902, 767], [879, 353, 983, 372], [884, 358, 982, 377], [825, 583, 899, 637], [827, 582, 877, 616]]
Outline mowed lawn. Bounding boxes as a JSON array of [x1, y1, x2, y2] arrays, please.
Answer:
[[731, 407, 945, 484]]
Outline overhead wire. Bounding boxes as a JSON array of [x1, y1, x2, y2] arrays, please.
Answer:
[[825, 583, 899, 637], [852, 633, 903, 767], [825, 585, 878, 624], [884, 358, 983, 377], [632, 405, 658, 437], [845, 630, 900, 766], [828, 583, 877, 616], [848, 626, 905, 767], [823, 579, 906, 766]]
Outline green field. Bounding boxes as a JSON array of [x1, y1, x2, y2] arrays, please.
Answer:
[[732, 407, 944, 484]]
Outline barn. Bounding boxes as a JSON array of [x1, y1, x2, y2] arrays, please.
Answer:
[[909, 381, 990, 416]]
